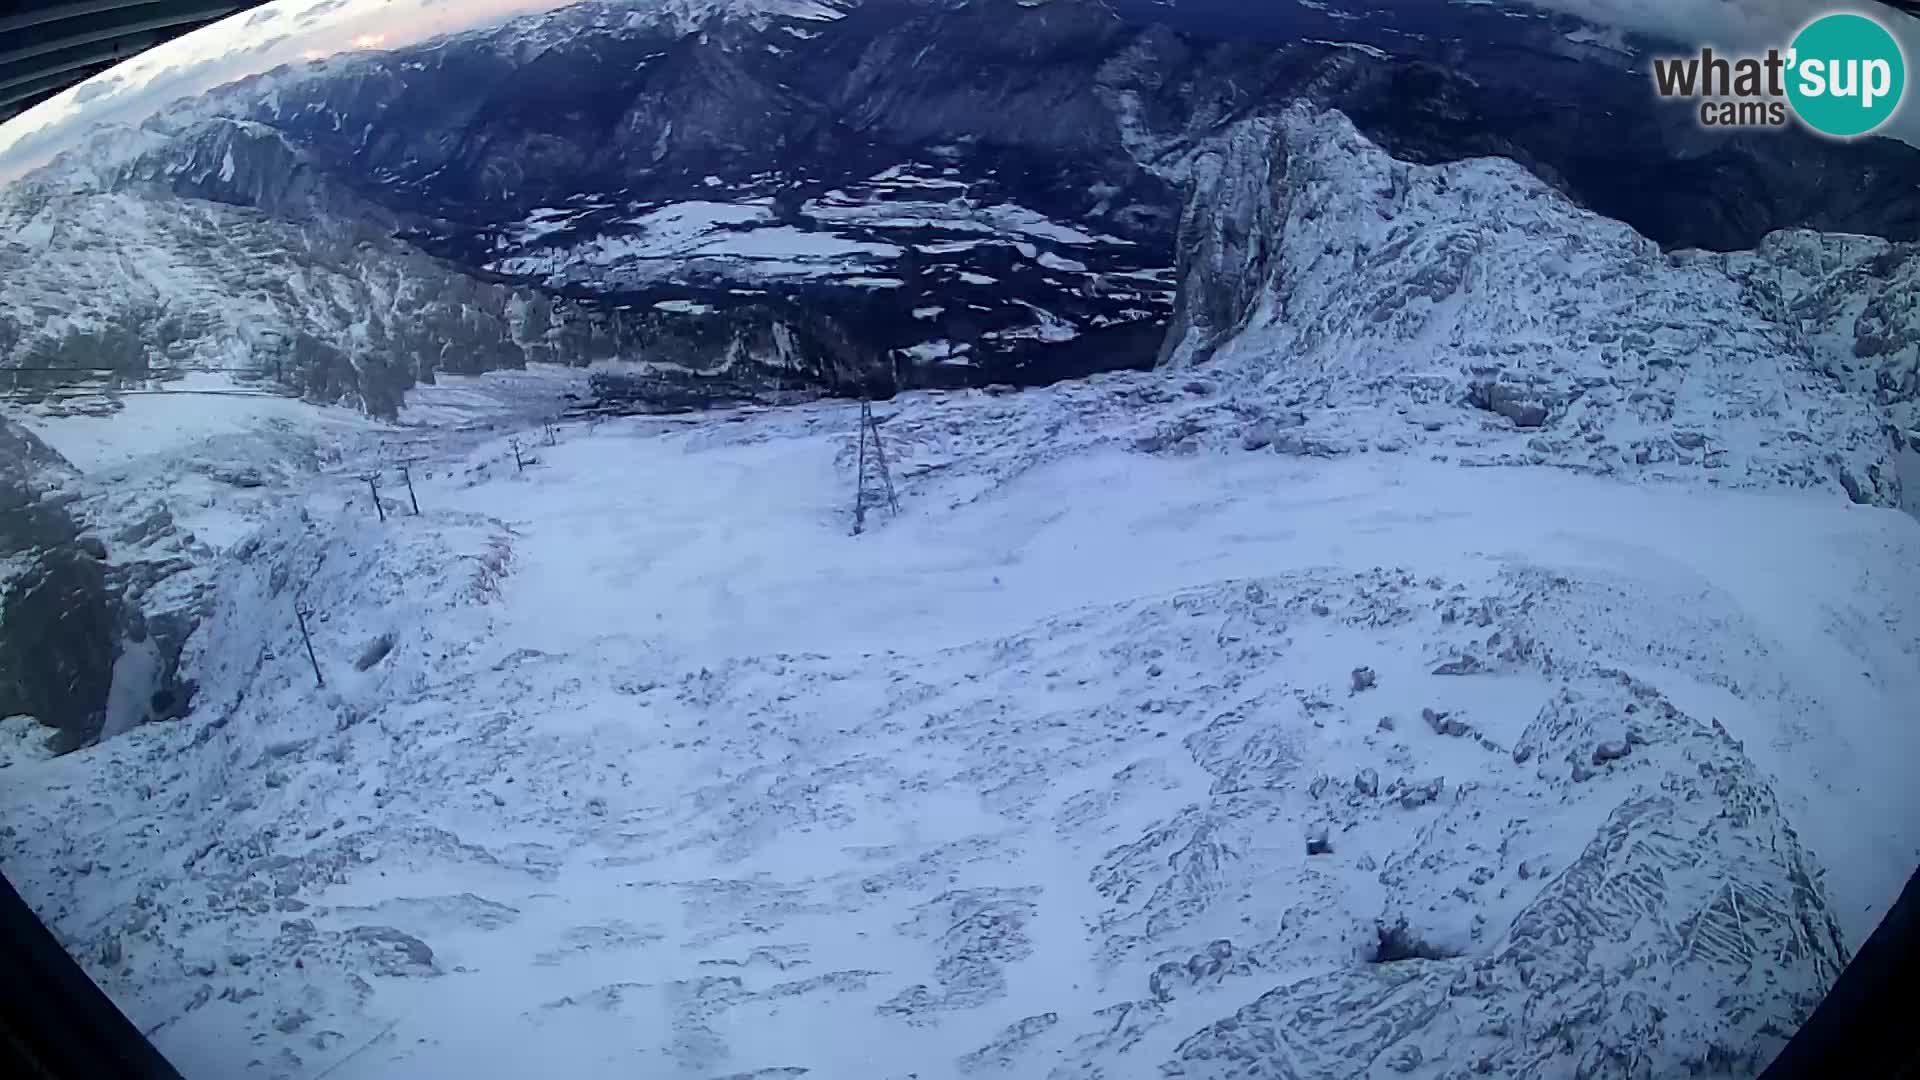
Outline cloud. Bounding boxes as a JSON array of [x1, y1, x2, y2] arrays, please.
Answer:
[[70, 77, 126, 105], [295, 0, 354, 26], [1522, 0, 1911, 48], [247, 8, 282, 26]]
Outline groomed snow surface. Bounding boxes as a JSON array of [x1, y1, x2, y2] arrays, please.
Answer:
[[2, 371, 1916, 1079]]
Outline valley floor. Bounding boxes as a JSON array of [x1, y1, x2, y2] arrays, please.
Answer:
[[3, 373, 1918, 1078]]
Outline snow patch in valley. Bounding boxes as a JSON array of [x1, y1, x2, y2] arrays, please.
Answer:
[[14, 374, 368, 475], [492, 202, 906, 284], [983, 303, 1078, 343], [652, 299, 716, 314], [900, 340, 971, 364], [803, 197, 1125, 248], [1306, 38, 1389, 59]]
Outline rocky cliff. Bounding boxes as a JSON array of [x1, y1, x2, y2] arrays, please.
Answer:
[[0, 421, 128, 751], [1149, 104, 1906, 509]]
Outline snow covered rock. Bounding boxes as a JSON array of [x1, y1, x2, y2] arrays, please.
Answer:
[[1690, 232, 1920, 511], [6, 385, 1914, 1078], [0, 419, 120, 749], [1159, 105, 1904, 508]]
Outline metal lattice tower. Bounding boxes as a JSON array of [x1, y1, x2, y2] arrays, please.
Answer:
[[851, 400, 900, 535]]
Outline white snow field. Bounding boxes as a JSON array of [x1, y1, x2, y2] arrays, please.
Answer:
[[2, 373, 1917, 1080], [3, 106, 1918, 1079]]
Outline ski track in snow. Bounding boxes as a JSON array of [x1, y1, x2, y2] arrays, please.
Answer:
[[3, 373, 1916, 1079]]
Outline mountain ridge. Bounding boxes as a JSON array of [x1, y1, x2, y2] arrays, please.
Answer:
[[1, 0, 1915, 476]]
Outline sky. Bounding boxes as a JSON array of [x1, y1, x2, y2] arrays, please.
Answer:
[[0, 0, 1914, 183]]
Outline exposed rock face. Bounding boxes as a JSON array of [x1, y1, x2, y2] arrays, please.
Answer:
[[0, 420, 211, 751], [0, 421, 119, 749], [1157, 117, 1289, 369], [1694, 233, 1920, 512], [115, 118, 403, 232], [1167, 672, 1849, 1079], [1695, 234, 1920, 420], [1154, 105, 1905, 508]]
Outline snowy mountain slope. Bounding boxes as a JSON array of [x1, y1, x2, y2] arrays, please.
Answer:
[[5, 96, 1917, 1061], [12, 98, 1904, 761], [0, 369, 582, 752], [10, 0, 1920, 414], [468, 0, 859, 60], [0, 162, 901, 418], [0, 186, 545, 416], [0, 418, 115, 751], [1690, 232, 1920, 510], [1154, 105, 1903, 507], [122, 0, 1920, 252], [2, 380, 398, 752], [3, 386, 1915, 1079]]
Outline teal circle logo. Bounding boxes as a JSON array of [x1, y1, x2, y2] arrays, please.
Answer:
[[1786, 12, 1907, 137]]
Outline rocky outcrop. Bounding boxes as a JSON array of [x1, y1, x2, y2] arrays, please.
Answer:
[[0, 420, 210, 752], [115, 117, 403, 234], [0, 421, 119, 750], [1170, 693, 1847, 1078], [1701, 234, 1920, 465], [1156, 117, 1288, 369], [1149, 105, 1905, 508], [1684, 233, 1920, 512]]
